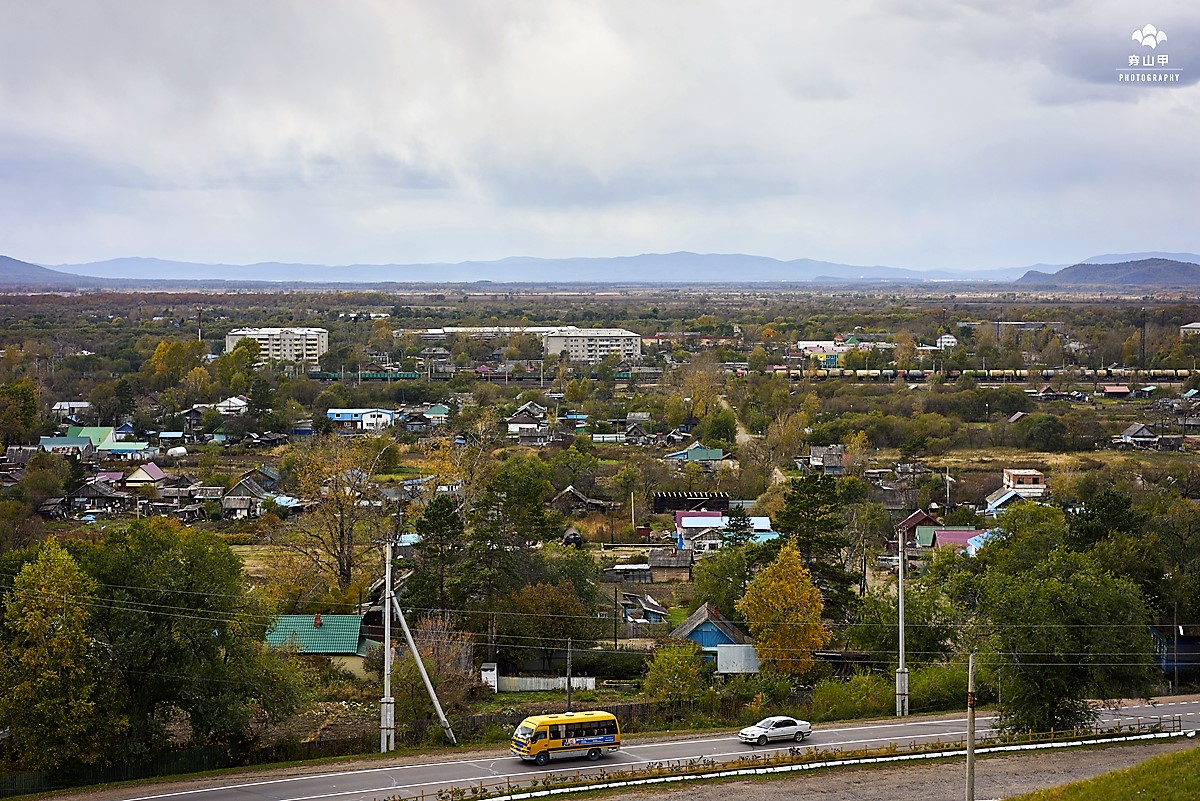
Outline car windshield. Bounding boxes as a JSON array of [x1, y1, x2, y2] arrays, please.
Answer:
[[515, 724, 534, 738], [754, 718, 777, 728]]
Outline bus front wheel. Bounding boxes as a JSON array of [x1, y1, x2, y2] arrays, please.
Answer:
[[535, 751, 550, 766], [587, 748, 601, 761]]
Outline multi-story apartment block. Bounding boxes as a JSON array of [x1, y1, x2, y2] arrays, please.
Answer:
[[542, 327, 641, 364], [225, 327, 329, 368]]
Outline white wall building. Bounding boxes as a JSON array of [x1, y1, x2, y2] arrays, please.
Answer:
[[936, 333, 959, 350], [542, 327, 642, 364], [225, 327, 329, 368], [1002, 468, 1047, 499]]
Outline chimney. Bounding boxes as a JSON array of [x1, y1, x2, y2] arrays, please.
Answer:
[[313, 613, 322, 628]]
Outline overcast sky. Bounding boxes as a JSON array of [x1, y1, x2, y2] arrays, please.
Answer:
[[2, 1, 1197, 271]]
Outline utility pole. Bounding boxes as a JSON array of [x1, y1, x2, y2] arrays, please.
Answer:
[[1140, 307, 1147, 368], [381, 506, 456, 749], [380, 533, 396, 752], [613, 587, 619, 650], [965, 649, 977, 801], [1174, 598, 1180, 694], [896, 530, 909, 716], [565, 638, 573, 711]]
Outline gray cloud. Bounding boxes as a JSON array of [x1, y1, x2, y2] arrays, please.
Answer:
[[0, 0, 1197, 269]]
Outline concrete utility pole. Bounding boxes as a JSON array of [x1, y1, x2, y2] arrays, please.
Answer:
[[381, 511, 457, 750], [966, 649, 977, 801], [896, 532, 909, 717], [566, 638, 574, 711], [380, 536, 395, 752]]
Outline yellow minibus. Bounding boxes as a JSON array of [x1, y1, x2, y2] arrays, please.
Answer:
[[510, 711, 621, 765]]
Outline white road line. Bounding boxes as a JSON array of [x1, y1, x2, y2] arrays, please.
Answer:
[[118, 706, 1187, 801]]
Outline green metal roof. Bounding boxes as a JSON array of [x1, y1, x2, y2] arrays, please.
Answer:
[[66, 426, 116, 446], [266, 615, 362, 654]]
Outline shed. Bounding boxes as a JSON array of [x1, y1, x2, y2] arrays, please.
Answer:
[[266, 614, 375, 679]]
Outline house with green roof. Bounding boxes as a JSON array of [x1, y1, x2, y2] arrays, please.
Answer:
[[67, 426, 116, 447], [266, 614, 376, 678]]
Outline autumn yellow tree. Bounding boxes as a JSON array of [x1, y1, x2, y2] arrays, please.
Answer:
[[286, 435, 387, 592], [842, 430, 871, 474], [735, 543, 831, 676]]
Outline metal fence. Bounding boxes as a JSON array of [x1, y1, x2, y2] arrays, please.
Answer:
[[0, 698, 789, 798]]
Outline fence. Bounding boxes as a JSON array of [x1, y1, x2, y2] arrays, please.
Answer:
[[496, 676, 597, 692], [0, 696, 793, 798]]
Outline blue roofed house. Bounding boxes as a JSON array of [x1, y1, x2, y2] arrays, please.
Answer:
[[983, 487, 1026, 518], [266, 613, 377, 679], [669, 602, 751, 659], [326, 408, 395, 432]]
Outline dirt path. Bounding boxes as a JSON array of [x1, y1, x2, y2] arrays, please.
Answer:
[[718, 397, 755, 446]]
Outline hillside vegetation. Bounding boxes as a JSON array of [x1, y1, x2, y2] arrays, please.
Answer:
[[1012, 742, 1200, 800]]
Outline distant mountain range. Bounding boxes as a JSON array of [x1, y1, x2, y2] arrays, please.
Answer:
[[1017, 257, 1200, 287], [0, 251, 1197, 289], [44, 253, 1039, 284]]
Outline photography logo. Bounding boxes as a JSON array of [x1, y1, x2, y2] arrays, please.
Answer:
[[1118, 23, 1181, 82]]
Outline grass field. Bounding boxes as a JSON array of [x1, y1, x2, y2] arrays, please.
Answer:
[[1010, 741, 1200, 800]]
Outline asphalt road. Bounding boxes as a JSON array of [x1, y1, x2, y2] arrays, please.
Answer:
[[111, 699, 1200, 801]]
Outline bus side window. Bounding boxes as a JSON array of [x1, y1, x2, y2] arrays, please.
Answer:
[[534, 730, 547, 741]]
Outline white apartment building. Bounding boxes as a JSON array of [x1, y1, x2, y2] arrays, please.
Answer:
[[225, 327, 329, 368], [543, 327, 642, 364]]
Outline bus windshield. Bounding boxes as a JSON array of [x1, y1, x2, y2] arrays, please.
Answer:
[[514, 724, 534, 739]]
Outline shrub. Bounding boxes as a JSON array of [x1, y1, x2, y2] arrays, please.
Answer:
[[572, 648, 648, 680], [809, 670, 892, 722], [910, 661, 968, 713]]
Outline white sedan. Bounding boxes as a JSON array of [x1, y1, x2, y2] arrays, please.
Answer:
[[738, 715, 813, 746]]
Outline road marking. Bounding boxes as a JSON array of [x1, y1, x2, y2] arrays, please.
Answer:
[[116, 704, 1189, 801]]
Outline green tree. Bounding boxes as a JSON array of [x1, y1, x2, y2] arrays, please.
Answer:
[[735, 543, 831, 676], [0, 378, 39, 446], [981, 549, 1156, 733], [552, 444, 600, 491], [497, 582, 601, 670], [0, 499, 41, 554], [463, 455, 555, 612], [692, 544, 754, 622], [849, 580, 963, 666], [747, 345, 770, 373], [772, 474, 859, 620], [409, 495, 466, 614], [0, 541, 125, 769], [82, 518, 304, 753], [247, 376, 277, 422], [701, 408, 738, 446], [1065, 489, 1148, 550], [721, 507, 755, 548], [643, 640, 708, 703]]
